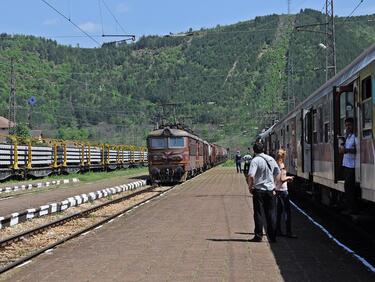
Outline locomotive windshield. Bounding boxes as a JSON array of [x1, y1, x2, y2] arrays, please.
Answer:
[[169, 137, 184, 148], [149, 137, 184, 148], [150, 138, 167, 149]]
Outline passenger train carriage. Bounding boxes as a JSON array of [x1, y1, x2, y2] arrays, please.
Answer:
[[259, 43, 375, 204], [147, 125, 227, 184]]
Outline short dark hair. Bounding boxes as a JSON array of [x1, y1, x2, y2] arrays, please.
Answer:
[[253, 142, 264, 154], [345, 117, 354, 124]]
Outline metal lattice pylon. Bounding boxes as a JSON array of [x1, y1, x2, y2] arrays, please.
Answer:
[[325, 0, 337, 81], [8, 58, 16, 133]]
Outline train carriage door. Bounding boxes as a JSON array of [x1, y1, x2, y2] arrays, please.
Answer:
[[301, 108, 313, 174], [332, 83, 355, 182]]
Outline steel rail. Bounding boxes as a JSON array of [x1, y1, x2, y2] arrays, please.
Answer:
[[0, 185, 153, 247], [0, 185, 174, 274]]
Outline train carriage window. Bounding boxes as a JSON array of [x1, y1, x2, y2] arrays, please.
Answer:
[[323, 99, 331, 143], [169, 137, 184, 148], [362, 76, 372, 138], [150, 138, 167, 149], [340, 93, 346, 136], [324, 122, 330, 143], [305, 111, 312, 144], [319, 106, 323, 143], [313, 110, 318, 143]]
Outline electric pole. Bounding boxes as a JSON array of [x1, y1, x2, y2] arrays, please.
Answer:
[[294, 1, 337, 82], [325, 0, 337, 81], [286, 49, 296, 112], [8, 57, 16, 134], [288, 0, 291, 14]]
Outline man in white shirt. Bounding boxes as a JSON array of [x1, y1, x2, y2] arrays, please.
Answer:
[[247, 142, 280, 242], [339, 117, 357, 214]]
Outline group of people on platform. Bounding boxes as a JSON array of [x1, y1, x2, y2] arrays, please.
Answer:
[[236, 117, 358, 243], [236, 143, 296, 242]]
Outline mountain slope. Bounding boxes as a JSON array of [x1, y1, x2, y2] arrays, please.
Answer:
[[0, 9, 374, 149]]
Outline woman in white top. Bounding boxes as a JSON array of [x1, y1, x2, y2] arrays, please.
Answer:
[[275, 149, 297, 238]]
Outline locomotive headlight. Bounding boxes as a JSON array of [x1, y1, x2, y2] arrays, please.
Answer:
[[152, 155, 163, 161], [170, 155, 183, 161]]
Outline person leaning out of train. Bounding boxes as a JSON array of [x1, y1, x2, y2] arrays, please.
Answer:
[[275, 149, 297, 238], [339, 117, 358, 215]]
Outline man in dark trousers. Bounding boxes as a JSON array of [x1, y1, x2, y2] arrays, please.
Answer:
[[235, 151, 242, 173], [243, 147, 252, 177], [247, 142, 280, 242], [339, 117, 357, 214]]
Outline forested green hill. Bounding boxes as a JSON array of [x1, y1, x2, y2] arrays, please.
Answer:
[[0, 9, 374, 149]]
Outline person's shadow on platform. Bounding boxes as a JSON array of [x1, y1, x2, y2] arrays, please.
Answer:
[[207, 232, 256, 242]]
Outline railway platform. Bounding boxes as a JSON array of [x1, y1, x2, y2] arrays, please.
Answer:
[[1, 168, 374, 281]]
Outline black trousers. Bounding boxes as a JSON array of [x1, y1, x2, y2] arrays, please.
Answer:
[[243, 163, 250, 176], [236, 162, 242, 173], [343, 167, 357, 212], [252, 190, 276, 240], [276, 191, 292, 235]]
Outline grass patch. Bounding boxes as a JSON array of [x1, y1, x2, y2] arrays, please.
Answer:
[[220, 160, 236, 167], [0, 166, 148, 186], [75, 167, 148, 183]]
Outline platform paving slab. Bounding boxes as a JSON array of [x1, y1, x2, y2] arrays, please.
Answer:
[[1, 168, 374, 282]]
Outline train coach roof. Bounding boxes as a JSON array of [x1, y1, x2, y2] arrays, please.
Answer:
[[278, 42, 375, 125], [148, 127, 203, 141], [258, 124, 276, 139]]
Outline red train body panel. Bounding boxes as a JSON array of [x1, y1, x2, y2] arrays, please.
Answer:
[[147, 126, 227, 184]]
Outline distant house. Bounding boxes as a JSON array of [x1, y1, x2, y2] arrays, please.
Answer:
[[0, 116, 14, 136]]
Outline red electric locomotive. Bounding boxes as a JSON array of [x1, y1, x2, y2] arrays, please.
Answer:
[[147, 125, 227, 184]]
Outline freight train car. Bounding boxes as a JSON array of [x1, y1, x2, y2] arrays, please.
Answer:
[[259, 43, 375, 205], [0, 136, 147, 181], [147, 125, 227, 184]]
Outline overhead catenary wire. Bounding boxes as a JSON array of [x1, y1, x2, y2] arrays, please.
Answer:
[[40, 0, 101, 46], [342, 0, 366, 24], [98, 0, 105, 37], [101, 0, 128, 35]]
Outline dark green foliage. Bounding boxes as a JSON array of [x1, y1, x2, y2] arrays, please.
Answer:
[[13, 122, 30, 138], [0, 10, 374, 150]]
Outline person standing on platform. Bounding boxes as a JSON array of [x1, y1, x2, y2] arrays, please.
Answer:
[[235, 151, 242, 173], [247, 142, 280, 243], [243, 148, 252, 177], [339, 117, 358, 215], [275, 149, 297, 238]]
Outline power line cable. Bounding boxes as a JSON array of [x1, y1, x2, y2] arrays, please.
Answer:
[[101, 0, 128, 35], [98, 0, 105, 36], [40, 0, 101, 46], [342, 0, 366, 24]]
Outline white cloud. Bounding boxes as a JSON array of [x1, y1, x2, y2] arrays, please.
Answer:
[[43, 18, 60, 25], [78, 21, 101, 33], [116, 3, 129, 13]]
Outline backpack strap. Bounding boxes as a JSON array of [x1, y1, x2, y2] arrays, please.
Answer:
[[256, 155, 272, 172]]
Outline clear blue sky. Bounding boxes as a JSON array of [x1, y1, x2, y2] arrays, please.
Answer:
[[1, 0, 374, 48]]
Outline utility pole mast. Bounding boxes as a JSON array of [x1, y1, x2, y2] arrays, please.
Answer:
[[288, 0, 291, 14], [8, 58, 16, 134], [325, 0, 337, 81], [286, 49, 295, 112]]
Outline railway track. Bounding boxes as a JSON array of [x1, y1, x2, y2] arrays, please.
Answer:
[[0, 184, 175, 275], [290, 187, 375, 268]]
